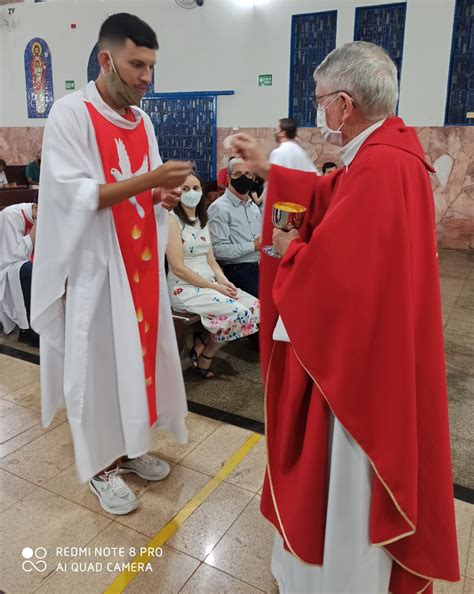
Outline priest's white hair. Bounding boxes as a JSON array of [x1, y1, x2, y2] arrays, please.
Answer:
[[314, 41, 398, 121]]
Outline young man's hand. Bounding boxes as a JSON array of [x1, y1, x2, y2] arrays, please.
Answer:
[[150, 161, 192, 189], [152, 188, 182, 210]]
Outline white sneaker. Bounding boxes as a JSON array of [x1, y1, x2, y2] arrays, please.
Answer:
[[89, 468, 138, 515], [120, 454, 171, 481]]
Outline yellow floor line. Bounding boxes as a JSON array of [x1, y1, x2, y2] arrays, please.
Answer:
[[104, 432, 263, 593]]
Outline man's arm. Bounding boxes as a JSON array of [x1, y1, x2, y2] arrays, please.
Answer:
[[44, 102, 191, 211], [208, 205, 257, 261], [97, 161, 190, 210]]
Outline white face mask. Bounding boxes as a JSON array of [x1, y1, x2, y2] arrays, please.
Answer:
[[181, 189, 202, 208], [316, 95, 345, 147]]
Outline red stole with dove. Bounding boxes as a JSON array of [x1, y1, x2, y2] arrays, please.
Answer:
[[85, 101, 159, 425]]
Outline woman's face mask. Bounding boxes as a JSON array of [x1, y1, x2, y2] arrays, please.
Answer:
[[181, 189, 202, 208], [102, 53, 143, 108], [316, 95, 345, 147]]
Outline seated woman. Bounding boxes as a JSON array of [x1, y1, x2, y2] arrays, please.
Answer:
[[167, 172, 259, 379]]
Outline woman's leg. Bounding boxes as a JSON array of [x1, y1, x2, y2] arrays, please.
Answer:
[[197, 335, 223, 377], [199, 335, 222, 363], [193, 330, 211, 358]]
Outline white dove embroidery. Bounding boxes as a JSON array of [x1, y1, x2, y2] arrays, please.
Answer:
[[110, 138, 149, 219]]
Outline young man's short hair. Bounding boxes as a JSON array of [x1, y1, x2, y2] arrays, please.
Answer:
[[99, 13, 158, 50]]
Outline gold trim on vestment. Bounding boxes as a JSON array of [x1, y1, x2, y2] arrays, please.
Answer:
[[264, 340, 443, 584], [264, 343, 322, 567]]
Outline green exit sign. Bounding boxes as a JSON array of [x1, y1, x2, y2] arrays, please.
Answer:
[[259, 74, 272, 87], [65, 80, 75, 91]]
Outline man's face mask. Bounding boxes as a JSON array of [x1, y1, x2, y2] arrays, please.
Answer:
[[103, 53, 143, 108], [231, 174, 253, 195], [316, 95, 346, 147]]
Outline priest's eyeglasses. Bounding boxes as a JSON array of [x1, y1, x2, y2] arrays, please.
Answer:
[[312, 90, 354, 110]]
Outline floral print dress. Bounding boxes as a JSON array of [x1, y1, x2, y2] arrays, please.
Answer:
[[167, 213, 259, 342]]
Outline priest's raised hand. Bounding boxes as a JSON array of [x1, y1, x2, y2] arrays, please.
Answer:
[[228, 133, 270, 181]]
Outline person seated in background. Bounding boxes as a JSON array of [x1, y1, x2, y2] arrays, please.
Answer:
[[167, 171, 259, 379], [249, 174, 265, 209], [322, 161, 338, 175], [216, 166, 229, 192], [208, 157, 262, 297], [26, 153, 41, 186], [0, 202, 39, 347], [0, 159, 8, 188], [270, 117, 318, 173]]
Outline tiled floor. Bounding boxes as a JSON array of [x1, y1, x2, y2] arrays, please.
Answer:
[[0, 248, 473, 592], [0, 356, 472, 593]]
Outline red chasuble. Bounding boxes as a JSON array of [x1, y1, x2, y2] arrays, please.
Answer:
[[260, 117, 460, 593], [85, 102, 159, 425]]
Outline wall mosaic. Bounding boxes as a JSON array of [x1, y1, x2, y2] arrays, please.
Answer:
[[24, 37, 54, 119]]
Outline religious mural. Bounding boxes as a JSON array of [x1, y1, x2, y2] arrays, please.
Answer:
[[24, 38, 54, 118]]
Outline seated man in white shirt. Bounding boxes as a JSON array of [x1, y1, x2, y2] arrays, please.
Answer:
[[0, 159, 8, 188], [270, 118, 318, 173], [208, 158, 262, 297], [0, 202, 39, 347]]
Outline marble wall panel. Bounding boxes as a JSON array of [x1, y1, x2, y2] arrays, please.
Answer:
[[1, 124, 472, 249], [217, 126, 474, 250]]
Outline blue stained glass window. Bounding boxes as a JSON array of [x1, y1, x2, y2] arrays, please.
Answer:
[[289, 11, 338, 127], [87, 43, 101, 84], [141, 95, 217, 182], [445, 0, 474, 125], [354, 2, 407, 87]]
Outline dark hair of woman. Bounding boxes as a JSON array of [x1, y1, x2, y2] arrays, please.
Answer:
[[173, 170, 208, 229]]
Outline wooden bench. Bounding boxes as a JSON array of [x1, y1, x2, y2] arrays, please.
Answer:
[[172, 310, 202, 354], [0, 166, 38, 210], [0, 188, 38, 210]]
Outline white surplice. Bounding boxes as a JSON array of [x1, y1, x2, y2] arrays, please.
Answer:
[[270, 119, 392, 593], [269, 140, 318, 173], [31, 81, 188, 482], [270, 139, 318, 339], [0, 203, 35, 333]]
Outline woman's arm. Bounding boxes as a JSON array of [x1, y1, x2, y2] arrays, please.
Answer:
[[166, 216, 221, 290], [206, 247, 226, 283], [250, 191, 263, 206], [207, 248, 237, 294]]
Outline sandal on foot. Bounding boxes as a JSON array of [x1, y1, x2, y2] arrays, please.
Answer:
[[189, 332, 207, 368], [196, 353, 214, 379]]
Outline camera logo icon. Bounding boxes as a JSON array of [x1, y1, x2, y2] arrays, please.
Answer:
[[21, 547, 48, 573]]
